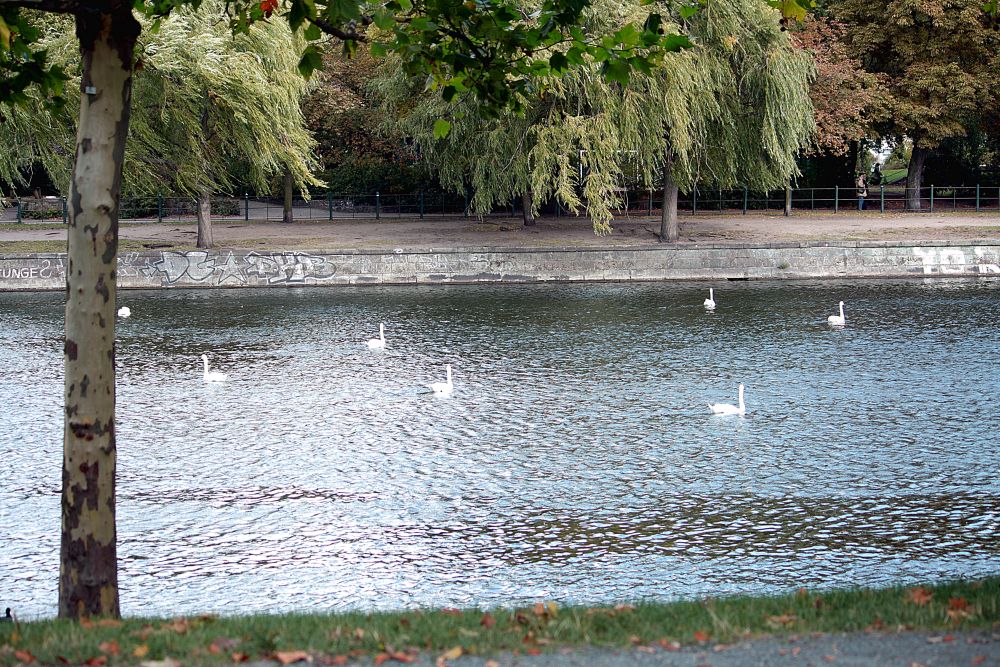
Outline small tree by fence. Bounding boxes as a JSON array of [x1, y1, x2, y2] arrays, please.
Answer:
[[4, 185, 999, 223]]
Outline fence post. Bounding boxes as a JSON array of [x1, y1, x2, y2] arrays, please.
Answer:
[[834, 185, 839, 213], [930, 185, 934, 212], [244, 193, 250, 221], [157, 193, 163, 223], [718, 187, 723, 212], [811, 188, 814, 211], [880, 185, 885, 213], [327, 191, 333, 220], [976, 184, 980, 212], [648, 189, 653, 217], [16, 198, 21, 224], [420, 190, 425, 219], [62, 197, 68, 225], [376, 191, 381, 220], [742, 187, 748, 215]]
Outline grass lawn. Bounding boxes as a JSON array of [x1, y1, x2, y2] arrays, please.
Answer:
[[1, 577, 996, 666]]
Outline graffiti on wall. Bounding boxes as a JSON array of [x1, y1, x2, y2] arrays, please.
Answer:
[[912, 247, 1000, 275], [147, 251, 339, 286]]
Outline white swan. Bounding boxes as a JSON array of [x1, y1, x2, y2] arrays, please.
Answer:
[[709, 383, 745, 415], [703, 288, 716, 310], [427, 364, 453, 396], [367, 323, 386, 349], [827, 301, 846, 327], [117, 306, 131, 318], [200, 354, 228, 383]]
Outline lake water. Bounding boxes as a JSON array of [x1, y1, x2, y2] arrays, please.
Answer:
[[1, 279, 998, 619]]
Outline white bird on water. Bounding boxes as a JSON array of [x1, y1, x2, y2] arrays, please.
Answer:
[[117, 306, 131, 318], [709, 383, 745, 416], [200, 354, 228, 383], [703, 288, 716, 310], [367, 323, 386, 349], [827, 301, 846, 327], [427, 364, 453, 396]]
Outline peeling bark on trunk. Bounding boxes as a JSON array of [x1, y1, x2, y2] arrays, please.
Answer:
[[521, 190, 536, 226], [282, 170, 293, 224], [659, 161, 679, 243], [196, 191, 213, 248], [905, 146, 929, 211], [60, 6, 138, 620]]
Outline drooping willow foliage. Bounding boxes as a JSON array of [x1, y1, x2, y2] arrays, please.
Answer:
[[372, 0, 815, 233], [0, 0, 321, 197]]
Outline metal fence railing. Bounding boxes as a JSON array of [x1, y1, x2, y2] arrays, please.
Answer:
[[3, 185, 999, 224]]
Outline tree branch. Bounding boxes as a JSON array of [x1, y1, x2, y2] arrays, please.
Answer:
[[0, 0, 83, 13]]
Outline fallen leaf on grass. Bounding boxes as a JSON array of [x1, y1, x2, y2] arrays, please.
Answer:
[[823, 655, 835, 662], [532, 602, 557, 618], [208, 638, 241, 654], [658, 639, 680, 651], [480, 612, 496, 629], [484, 661, 501, 667], [440, 609, 461, 616], [274, 650, 312, 664], [908, 587, 933, 606], [329, 657, 348, 666], [14, 650, 35, 663], [84, 656, 108, 666], [947, 597, 974, 621], [79, 618, 123, 629], [98, 641, 120, 656], [526, 648, 542, 656], [792, 647, 801, 657], [636, 646, 656, 654], [161, 618, 190, 634], [767, 614, 798, 628], [133, 645, 149, 658], [439, 647, 463, 661], [375, 651, 416, 664], [694, 630, 710, 643]]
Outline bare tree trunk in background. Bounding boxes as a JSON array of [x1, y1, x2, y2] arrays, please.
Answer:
[[521, 190, 536, 226], [659, 159, 679, 242], [905, 146, 929, 211], [61, 4, 140, 619], [196, 190, 213, 248], [282, 170, 293, 223], [784, 186, 792, 216]]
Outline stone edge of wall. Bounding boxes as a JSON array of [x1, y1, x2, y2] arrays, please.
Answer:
[[2, 239, 999, 291]]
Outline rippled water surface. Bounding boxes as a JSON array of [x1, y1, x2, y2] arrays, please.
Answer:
[[1, 280, 998, 618]]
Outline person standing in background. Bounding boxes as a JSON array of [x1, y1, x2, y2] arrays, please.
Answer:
[[856, 173, 868, 211]]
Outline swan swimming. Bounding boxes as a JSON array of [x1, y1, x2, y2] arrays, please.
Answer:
[[117, 306, 131, 318], [703, 288, 716, 310], [367, 323, 386, 349], [709, 383, 745, 415], [827, 301, 846, 327], [427, 364, 453, 396], [200, 354, 228, 383]]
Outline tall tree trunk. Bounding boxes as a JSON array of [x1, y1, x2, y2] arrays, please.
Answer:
[[521, 190, 536, 226], [61, 5, 139, 620], [196, 190, 213, 248], [282, 170, 293, 223], [784, 185, 792, 217], [659, 161, 679, 242], [905, 146, 930, 211]]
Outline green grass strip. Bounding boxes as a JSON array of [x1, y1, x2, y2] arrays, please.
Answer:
[[1, 577, 997, 665]]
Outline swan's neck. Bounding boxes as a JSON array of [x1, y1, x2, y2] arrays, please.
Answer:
[[446, 365, 452, 384], [202, 358, 209, 373], [738, 386, 745, 409], [379, 324, 385, 341], [839, 303, 845, 318], [709, 288, 714, 299]]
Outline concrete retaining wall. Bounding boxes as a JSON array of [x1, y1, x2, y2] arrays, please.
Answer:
[[2, 241, 999, 291]]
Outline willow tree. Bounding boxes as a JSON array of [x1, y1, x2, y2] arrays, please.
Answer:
[[0, 3, 321, 248], [375, 0, 813, 240]]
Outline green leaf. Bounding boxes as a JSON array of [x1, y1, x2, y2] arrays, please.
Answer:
[[765, 0, 811, 22], [303, 23, 321, 41], [297, 44, 323, 77], [433, 118, 452, 139], [549, 51, 569, 72], [602, 59, 630, 85]]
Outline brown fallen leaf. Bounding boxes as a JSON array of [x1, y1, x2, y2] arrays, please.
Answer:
[[908, 587, 933, 606], [14, 650, 35, 663], [98, 641, 120, 656], [614, 604, 636, 613], [484, 661, 501, 667], [480, 612, 497, 629], [329, 657, 348, 666], [438, 647, 463, 661], [767, 614, 798, 628], [526, 648, 542, 656], [694, 630, 710, 643], [231, 652, 250, 663], [658, 639, 680, 651], [636, 646, 656, 654], [274, 650, 312, 665], [823, 655, 836, 662], [792, 647, 801, 657], [440, 608, 461, 616], [374, 653, 392, 665], [162, 618, 190, 634], [132, 645, 150, 658], [84, 657, 108, 667]]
